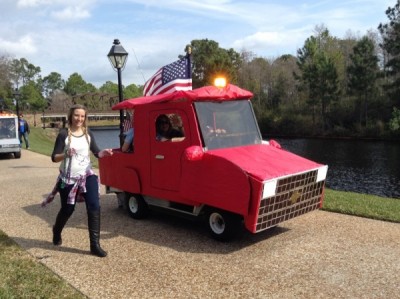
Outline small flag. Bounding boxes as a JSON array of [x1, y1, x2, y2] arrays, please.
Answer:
[[143, 56, 192, 96], [122, 110, 133, 132]]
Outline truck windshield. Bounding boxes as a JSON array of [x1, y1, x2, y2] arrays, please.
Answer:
[[0, 118, 16, 139], [195, 101, 262, 150]]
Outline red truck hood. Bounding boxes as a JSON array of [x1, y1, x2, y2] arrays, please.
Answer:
[[206, 144, 324, 181]]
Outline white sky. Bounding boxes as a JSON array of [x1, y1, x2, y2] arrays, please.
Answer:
[[0, 0, 395, 87]]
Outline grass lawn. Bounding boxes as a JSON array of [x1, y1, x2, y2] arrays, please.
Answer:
[[324, 189, 400, 222], [0, 231, 86, 298]]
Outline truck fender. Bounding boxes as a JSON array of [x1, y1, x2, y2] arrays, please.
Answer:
[[110, 167, 141, 194]]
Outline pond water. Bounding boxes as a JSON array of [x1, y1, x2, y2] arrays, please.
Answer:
[[275, 138, 400, 199]]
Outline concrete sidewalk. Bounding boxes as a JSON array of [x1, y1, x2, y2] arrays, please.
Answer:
[[0, 149, 399, 298]]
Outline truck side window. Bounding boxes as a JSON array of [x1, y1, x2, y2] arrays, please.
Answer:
[[156, 114, 185, 142]]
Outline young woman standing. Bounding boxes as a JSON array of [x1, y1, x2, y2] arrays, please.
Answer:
[[42, 104, 113, 257]]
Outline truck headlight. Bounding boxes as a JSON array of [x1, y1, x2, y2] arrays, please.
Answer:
[[262, 179, 277, 199], [316, 165, 328, 182]]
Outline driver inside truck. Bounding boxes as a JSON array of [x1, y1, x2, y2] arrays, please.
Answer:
[[199, 114, 226, 138], [156, 114, 184, 142]]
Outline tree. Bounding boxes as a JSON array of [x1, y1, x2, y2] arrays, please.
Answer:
[[124, 83, 142, 99], [271, 55, 299, 108], [19, 81, 46, 126], [237, 50, 257, 90], [9, 58, 41, 88], [189, 39, 242, 88], [99, 81, 119, 95], [296, 28, 340, 131], [99, 81, 142, 106], [347, 36, 379, 127], [338, 31, 358, 91], [238, 55, 270, 114], [42, 72, 65, 98], [269, 72, 287, 109], [0, 55, 13, 108], [47, 90, 73, 112], [64, 73, 96, 96], [378, 0, 400, 106], [389, 107, 400, 133]]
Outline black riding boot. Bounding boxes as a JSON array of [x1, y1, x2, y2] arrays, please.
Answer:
[[52, 211, 70, 246], [88, 209, 107, 257]]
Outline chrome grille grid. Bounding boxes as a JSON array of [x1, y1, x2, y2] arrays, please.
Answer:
[[256, 170, 324, 232]]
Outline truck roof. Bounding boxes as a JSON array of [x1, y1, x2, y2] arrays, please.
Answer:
[[0, 111, 17, 117], [112, 84, 253, 110]]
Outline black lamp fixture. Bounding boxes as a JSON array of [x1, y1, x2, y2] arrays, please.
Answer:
[[107, 39, 129, 70], [107, 39, 128, 146]]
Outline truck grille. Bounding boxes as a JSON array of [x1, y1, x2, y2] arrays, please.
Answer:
[[256, 170, 324, 232]]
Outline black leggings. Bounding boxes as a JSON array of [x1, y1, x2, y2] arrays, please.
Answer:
[[57, 175, 100, 217]]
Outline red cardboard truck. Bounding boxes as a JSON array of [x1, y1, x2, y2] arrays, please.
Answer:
[[99, 84, 328, 241]]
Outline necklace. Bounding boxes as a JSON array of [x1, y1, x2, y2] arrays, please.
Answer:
[[71, 132, 83, 137]]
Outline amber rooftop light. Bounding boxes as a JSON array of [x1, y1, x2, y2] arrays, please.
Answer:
[[214, 77, 227, 88]]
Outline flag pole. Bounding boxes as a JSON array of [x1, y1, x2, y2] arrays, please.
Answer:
[[185, 45, 192, 80]]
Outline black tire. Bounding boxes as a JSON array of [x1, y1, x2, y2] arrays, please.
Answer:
[[206, 209, 243, 241], [125, 193, 149, 219], [14, 151, 21, 159]]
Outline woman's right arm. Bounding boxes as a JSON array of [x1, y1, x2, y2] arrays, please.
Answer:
[[51, 130, 67, 162]]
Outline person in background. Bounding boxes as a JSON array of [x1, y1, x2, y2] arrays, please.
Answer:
[[121, 110, 134, 152], [18, 114, 30, 149], [121, 127, 134, 152], [41, 104, 113, 258]]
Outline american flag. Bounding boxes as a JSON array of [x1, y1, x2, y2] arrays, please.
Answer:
[[123, 111, 133, 132], [123, 116, 132, 132], [143, 56, 192, 96]]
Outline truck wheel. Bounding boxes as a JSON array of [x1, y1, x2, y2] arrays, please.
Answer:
[[206, 209, 242, 241], [14, 152, 21, 159], [126, 194, 149, 219]]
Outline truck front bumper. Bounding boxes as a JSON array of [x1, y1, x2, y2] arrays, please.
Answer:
[[246, 166, 328, 233], [0, 145, 20, 154]]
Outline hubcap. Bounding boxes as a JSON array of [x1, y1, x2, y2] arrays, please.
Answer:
[[209, 212, 225, 234], [129, 197, 138, 213]]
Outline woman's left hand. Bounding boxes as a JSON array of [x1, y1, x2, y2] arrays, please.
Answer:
[[99, 149, 113, 158]]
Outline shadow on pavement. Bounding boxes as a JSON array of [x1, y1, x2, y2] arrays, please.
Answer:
[[10, 236, 91, 258], [23, 194, 290, 255]]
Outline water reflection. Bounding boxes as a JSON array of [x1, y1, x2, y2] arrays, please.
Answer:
[[276, 138, 400, 199], [92, 128, 120, 150]]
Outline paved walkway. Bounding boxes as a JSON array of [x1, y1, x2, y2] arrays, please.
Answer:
[[0, 150, 399, 298]]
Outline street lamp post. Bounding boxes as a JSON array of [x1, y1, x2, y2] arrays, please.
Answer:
[[107, 39, 128, 147], [13, 88, 21, 122], [13, 89, 21, 147]]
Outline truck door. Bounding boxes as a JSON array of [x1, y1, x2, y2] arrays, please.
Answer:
[[150, 110, 190, 191]]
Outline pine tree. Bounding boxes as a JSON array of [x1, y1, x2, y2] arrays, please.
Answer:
[[378, 0, 400, 106], [347, 36, 379, 127]]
